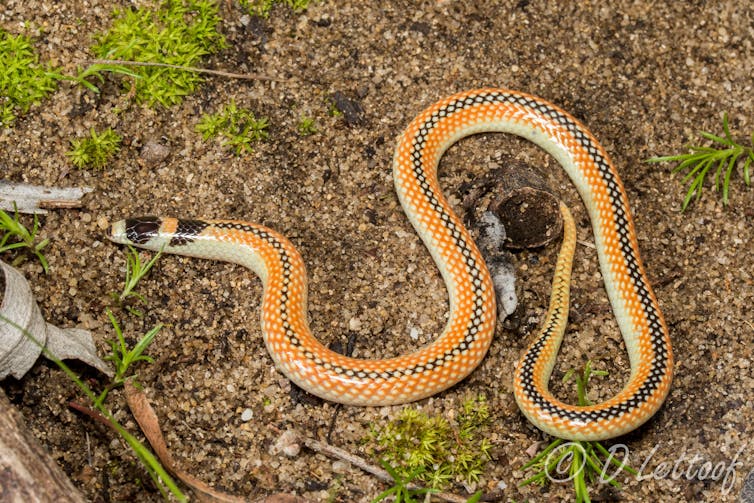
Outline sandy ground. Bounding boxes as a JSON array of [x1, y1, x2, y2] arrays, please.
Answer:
[[1, 1, 753, 501]]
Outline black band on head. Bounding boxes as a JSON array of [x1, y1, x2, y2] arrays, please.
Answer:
[[125, 216, 161, 244]]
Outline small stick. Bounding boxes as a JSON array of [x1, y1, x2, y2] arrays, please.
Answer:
[[0, 181, 92, 214], [84, 59, 289, 83]]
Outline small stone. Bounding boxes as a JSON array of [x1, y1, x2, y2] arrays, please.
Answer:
[[348, 317, 362, 331], [332, 460, 349, 473], [271, 429, 300, 458], [140, 140, 171, 166], [240, 408, 253, 422]]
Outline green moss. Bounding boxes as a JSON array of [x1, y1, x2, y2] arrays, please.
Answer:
[[327, 100, 344, 118], [297, 115, 317, 136], [0, 29, 59, 126], [67, 128, 122, 169], [241, 0, 316, 18], [196, 100, 269, 154], [368, 395, 492, 491], [92, 0, 225, 107]]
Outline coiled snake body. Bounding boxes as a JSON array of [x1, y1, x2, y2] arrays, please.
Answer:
[[111, 89, 673, 441]]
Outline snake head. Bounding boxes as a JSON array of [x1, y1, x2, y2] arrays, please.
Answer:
[[110, 216, 162, 246]]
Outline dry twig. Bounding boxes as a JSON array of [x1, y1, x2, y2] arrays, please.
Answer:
[[85, 58, 288, 83]]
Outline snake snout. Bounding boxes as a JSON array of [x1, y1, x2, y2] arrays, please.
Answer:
[[109, 219, 128, 244]]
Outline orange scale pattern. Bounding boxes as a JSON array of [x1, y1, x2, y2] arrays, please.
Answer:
[[111, 89, 672, 440]]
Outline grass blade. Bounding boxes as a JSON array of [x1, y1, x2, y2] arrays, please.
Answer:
[[699, 130, 733, 146], [128, 324, 162, 365], [648, 113, 752, 209], [721, 153, 740, 204]]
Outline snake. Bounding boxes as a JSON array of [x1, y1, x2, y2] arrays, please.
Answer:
[[110, 88, 673, 441]]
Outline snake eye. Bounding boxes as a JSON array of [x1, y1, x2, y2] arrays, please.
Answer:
[[125, 216, 162, 244]]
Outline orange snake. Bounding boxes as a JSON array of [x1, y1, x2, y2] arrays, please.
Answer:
[[110, 89, 673, 441]]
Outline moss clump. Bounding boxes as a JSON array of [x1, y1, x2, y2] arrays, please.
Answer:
[[368, 395, 492, 490], [196, 101, 269, 154], [297, 115, 317, 136], [0, 29, 59, 126], [92, 0, 225, 107], [67, 128, 123, 169]]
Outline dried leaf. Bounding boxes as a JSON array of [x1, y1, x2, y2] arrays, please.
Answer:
[[0, 260, 112, 379]]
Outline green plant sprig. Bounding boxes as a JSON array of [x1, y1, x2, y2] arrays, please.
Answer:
[[372, 460, 484, 503], [520, 361, 637, 503], [562, 359, 609, 407], [648, 113, 753, 210], [97, 309, 161, 407], [67, 127, 123, 169], [0, 206, 50, 272], [99, 243, 164, 401], [371, 461, 432, 503], [1, 6, 227, 128], [110, 245, 163, 316]]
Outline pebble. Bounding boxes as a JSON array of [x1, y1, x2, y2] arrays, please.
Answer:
[[272, 430, 301, 458], [331, 461, 349, 474], [348, 316, 362, 331], [240, 408, 253, 422], [140, 139, 171, 166]]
